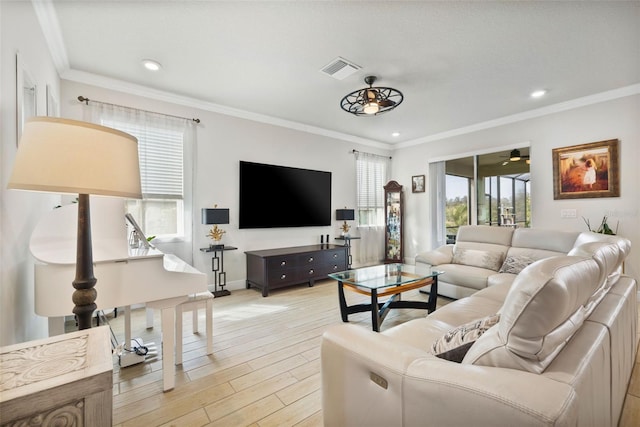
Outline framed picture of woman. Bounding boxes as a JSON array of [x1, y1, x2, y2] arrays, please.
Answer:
[[552, 139, 620, 199]]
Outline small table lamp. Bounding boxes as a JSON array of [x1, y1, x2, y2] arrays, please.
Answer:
[[202, 206, 230, 249], [8, 117, 141, 330], [336, 208, 355, 235]]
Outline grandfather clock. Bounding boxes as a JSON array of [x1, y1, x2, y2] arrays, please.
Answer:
[[384, 180, 403, 263]]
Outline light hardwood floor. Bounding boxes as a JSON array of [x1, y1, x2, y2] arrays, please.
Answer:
[[96, 280, 640, 427]]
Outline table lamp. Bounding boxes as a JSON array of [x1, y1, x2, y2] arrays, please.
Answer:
[[8, 117, 141, 330], [202, 206, 229, 249], [336, 208, 355, 235]]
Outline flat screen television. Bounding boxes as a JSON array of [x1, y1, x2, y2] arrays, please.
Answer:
[[239, 161, 331, 229]]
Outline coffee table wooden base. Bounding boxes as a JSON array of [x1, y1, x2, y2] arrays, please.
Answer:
[[337, 275, 438, 332]]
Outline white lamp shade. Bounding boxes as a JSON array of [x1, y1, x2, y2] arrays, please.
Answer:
[[8, 117, 142, 198]]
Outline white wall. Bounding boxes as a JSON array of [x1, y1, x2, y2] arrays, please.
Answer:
[[1, 1, 61, 345], [61, 79, 391, 292], [393, 94, 640, 281]]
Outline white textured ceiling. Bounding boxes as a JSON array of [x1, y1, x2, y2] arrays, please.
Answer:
[[44, 1, 640, 147]]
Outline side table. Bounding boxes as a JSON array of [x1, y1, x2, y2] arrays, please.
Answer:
[[335, 236, 360, 269], [200, 245, 238, 297], [0, 326, 113, 426]]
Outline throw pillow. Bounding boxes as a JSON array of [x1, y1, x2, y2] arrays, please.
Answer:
[[431, 313, 501, 362], [499, 255, 536, 274], [451, 248, 504, 271]]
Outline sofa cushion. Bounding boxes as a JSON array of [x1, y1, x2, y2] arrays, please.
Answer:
[[462, 256, 602, 373], [486, 272, 517, 289], [382, 317, 453, 352], [433, 264, 496, 291], [415, 244, 453, 266], [511, 228, 579, 254], [457, 225, 515, 246], [426, 293, 504, 327], [452, 248, 504, 271], [498, 255, 535, 274], [431, 314, 500, 362]]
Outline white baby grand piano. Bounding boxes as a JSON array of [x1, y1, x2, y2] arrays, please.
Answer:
[[30, 197, 207, 391]]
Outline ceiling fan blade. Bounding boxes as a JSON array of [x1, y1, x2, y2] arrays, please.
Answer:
[[366, 89, 377, 101], [378, 99, 396, 108]]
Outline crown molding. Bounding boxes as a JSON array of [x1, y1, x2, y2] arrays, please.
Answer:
[[32, 0, 69, 72], [397, 84, 640, 149], [61, 69, 391, 150]]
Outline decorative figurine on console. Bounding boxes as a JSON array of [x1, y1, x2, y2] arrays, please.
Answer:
[[336, 208, 355, 237], [202, 205, 230, 249]]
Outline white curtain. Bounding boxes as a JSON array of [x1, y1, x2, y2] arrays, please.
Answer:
[[429, 161, 447, 249], [354, 151, 390, 266], [83, 102, 196, 263]]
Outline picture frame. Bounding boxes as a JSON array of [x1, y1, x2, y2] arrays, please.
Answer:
[[411, 175, 425, 193], [552, 139, 620, 199], [46, 84, 58, 117], [16, 52, 38, 146]]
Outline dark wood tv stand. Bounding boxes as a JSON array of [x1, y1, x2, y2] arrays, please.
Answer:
[[245, 244, 348, 296]]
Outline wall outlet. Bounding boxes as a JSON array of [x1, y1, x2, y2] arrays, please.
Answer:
[[561, 209, 577, 218]]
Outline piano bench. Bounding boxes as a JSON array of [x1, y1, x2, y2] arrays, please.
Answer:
[[176, 292, 214, 365]]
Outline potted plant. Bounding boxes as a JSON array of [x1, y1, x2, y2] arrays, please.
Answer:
[[582, 216, 618, 235]]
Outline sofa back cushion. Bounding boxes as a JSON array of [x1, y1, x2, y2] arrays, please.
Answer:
[[453, 226, 513, 271], [462, 256, 602, 373], [457, 225, 514, 246], [511, 228, 580, 254], [499, 229, 581, 274], [568, 240, 627, 290]]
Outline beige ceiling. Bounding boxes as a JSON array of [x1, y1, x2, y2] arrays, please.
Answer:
[[41, 1, 640, 147]]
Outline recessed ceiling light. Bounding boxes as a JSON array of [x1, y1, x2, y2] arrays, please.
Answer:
[[391, 132, 400, 137], [142, 59, 162, 71], [530, 89, 547, 98]]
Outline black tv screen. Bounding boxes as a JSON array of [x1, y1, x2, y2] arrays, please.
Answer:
[[239, 161, 332, 229]]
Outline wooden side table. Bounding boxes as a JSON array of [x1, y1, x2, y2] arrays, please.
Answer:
[[0, 326, 113, 426]]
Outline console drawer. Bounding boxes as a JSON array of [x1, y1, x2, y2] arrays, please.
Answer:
[[324, 249, 347, 265]]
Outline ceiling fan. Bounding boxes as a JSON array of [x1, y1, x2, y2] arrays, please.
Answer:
[[340, 76, 404, 116], [499, 149, 530, 165], [509, 149, 530, 164]]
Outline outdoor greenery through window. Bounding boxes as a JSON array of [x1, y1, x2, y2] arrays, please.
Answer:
[[445, 174, 471, 242], [442, 148, 531, 243]]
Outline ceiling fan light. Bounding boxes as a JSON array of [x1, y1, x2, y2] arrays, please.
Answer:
[[509, 149, 521, 161], [363, 102, 379, 114], [340, 75, 403, 116]]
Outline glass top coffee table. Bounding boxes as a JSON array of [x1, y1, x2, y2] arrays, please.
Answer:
[[328, 264, 442, 332]]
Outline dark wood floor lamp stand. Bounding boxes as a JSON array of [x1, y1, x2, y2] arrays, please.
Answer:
[[72, 194, 97, 330]]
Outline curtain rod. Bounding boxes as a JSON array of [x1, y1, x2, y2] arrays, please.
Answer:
[[351, 149, 392, 160], [77, 96, 201, 123]]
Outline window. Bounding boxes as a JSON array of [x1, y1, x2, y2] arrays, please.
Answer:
[[445, 174, 471, 241], [101, 120, 185, 238], [355, 153, 388, 227], [436, 148, 531, 243]]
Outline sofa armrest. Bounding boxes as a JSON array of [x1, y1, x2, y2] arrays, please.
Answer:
[[415, 244, 454, 267], [321, 323, 577, 427], [321, 324, 433, 427]]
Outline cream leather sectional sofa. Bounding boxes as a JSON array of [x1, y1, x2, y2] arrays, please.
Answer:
[[415, 225, 615, 299], [321, 229, 636, 427]]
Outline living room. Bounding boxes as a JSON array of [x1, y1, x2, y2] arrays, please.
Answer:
[[1, 1, 639, 425]]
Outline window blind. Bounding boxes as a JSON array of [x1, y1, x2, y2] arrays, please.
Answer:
[[356, 153, 388, 226], [102, 121, 184, 199]]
